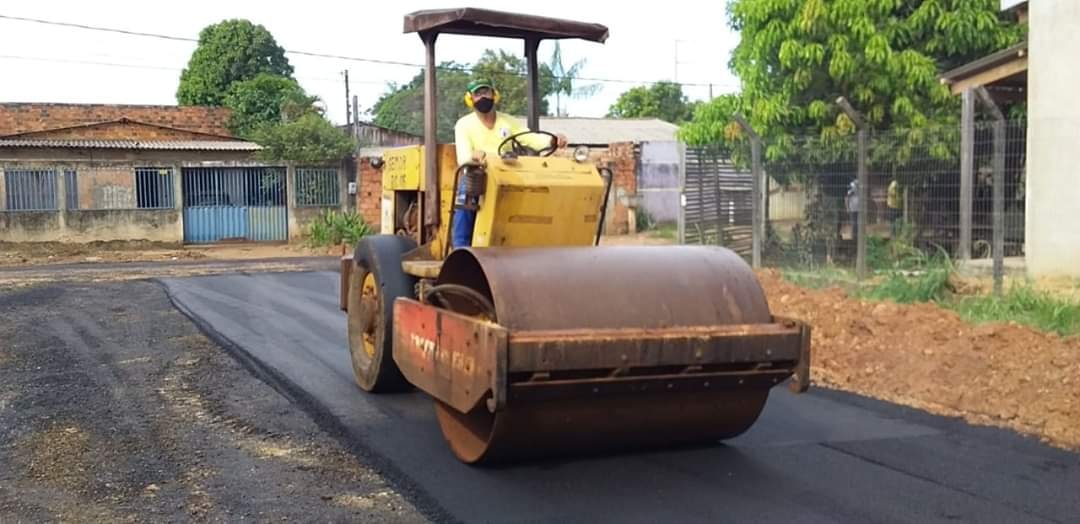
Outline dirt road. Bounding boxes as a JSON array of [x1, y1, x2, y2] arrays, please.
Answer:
[[0, 279, 427, 522]]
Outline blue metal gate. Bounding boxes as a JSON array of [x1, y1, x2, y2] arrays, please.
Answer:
[[182, 167, 287, 243]]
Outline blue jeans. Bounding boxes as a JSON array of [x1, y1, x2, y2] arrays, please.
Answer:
[[452, 208, 476, 248], [451, 174, 477, 248]]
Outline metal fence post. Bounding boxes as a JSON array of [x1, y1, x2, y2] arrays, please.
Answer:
[[677, 141, 686, 244], [959, 89, 975, 261], [734, 114, 763, 269], [975, 87, 1006, 296], [837, 97, 868, 279]]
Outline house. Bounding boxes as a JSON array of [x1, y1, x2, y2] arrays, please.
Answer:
[[541, 117, 684, 233], [0, 103, 347, 245], [939, 1, 1079, 278]]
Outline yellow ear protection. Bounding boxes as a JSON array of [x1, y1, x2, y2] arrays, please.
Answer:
[[464, 87, 500, 109]]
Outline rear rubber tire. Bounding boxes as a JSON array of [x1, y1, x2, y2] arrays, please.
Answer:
[[347, 234, 417, 393]]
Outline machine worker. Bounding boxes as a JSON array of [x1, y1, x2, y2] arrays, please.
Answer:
[[451, 78, 568, 248]]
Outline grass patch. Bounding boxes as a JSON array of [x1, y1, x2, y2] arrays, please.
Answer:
[[858, 265, 954, 304], [780, 266, 860, 290], [648, 222, 678, 241], [781, 257, 1080, 337], [948, 286, 1080, 337]]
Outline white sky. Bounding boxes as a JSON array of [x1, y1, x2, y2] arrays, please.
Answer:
[[0, 1, 741, 126]]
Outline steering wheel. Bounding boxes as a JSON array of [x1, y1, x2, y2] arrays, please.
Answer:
[[498, 130, 558, 158]]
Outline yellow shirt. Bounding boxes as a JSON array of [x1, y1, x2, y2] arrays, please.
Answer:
[[454, 112, 551, 165]]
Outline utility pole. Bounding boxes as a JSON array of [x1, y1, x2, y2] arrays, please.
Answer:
[[673, 40, 678, 81], [352, 96, 359, 130], [343, 70, 351, 126]]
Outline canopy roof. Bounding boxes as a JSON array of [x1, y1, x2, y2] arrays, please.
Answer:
[[403, 8, 609, 42]]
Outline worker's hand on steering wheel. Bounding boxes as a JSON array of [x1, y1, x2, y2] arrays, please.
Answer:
[[553, 133, 568, 149]]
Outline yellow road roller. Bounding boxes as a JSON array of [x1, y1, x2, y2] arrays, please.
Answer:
[[340, 7, 811, 464]]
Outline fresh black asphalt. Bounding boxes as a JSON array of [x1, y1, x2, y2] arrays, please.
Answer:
[[162, 271, 1080, 524]]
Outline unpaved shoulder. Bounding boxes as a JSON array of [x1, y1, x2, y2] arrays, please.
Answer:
[[0, 281, 428, 522]]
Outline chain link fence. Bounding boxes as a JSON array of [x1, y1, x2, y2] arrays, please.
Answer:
[[682, 116, 1026, 290]]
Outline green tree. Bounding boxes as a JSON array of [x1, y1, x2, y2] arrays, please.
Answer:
[[680, 0, 1024, 154], [371, 50, 556, 142], [547, 41, 601, 117], [177, 19, 294, 106], [608, 81, 699, 123], [470, 49, 554, 117], [371, 63, 472, 143], [253, 111, 354, 165], [223, 73, 314, 138]]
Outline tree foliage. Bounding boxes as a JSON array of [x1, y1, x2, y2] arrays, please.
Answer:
[[608, 81, 700, 123], [680, 0, 1025, 160], [548, 41, 601, 117], [177, 19, 294, 106], [176, 20, 352, 164], [253, 111, 354, 165], [371, 63, 471, 143], [223, 73, 314, 138], [371, 50, 556, 142]]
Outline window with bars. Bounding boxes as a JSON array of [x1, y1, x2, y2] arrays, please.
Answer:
[[135, 167, 175, 209], [296, 168, 340, 207], [4, 169, 58, 211], [65, 169, 78, 210]]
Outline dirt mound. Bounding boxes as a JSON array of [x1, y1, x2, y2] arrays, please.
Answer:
[[756, 268, 1080, 450], [0, 240, 203, 266]]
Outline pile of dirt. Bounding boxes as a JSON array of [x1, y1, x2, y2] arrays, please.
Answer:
[[0, 240, 204, 266], [0, 241, 345, 268], [756, 268, 1080, 451]]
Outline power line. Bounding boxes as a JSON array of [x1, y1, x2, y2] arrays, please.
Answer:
[[0, 53, 177, 71], [0, 54, 387, 85], [0, 13, 739, 90]]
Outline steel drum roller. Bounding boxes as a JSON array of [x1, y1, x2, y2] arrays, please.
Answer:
[[432, 245, 777, 463]]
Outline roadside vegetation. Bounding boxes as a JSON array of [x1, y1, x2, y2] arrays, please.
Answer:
[[777, 231, 1080, 337], [305, 210, 372, 248]]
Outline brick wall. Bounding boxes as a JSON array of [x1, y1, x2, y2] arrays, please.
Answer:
[[26, 121, 231, 141], [556, 142, 640, 235], [0, 103, 234, 138], [357, 157, 383, 227], [606, 142, 639, 235]]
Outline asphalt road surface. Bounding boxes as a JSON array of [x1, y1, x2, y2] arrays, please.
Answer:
[[162, 271, 1080, 524]]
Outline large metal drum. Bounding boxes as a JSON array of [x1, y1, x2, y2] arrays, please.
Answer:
[[432, 246, 776, 463]]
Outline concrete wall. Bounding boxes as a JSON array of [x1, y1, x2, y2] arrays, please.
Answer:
[[291, 206, 338, 238], [638, 141, 681, 223], [286, 164, 349, 241], [81, 167, 136, 209], [1026, 2, 1080, 277], [0, 148, 287, 244], [0, 210, 181, 243]]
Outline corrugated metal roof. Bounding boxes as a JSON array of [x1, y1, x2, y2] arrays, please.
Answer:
[[0, 139, 262, 151], [939, 41, 1027, 85], [536, 117, 680, 146]]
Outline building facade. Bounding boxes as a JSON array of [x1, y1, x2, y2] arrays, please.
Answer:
[[0, 103, 347, 245]]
